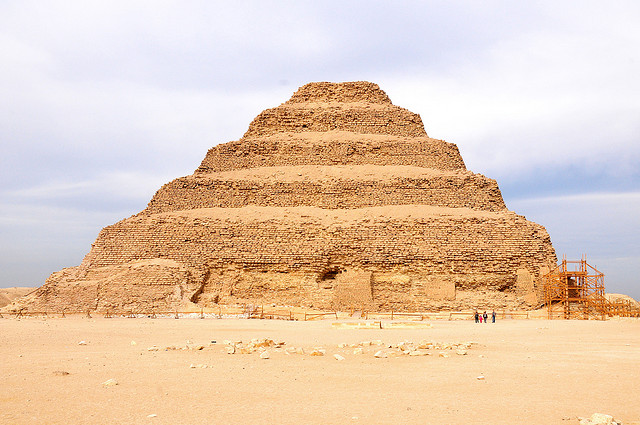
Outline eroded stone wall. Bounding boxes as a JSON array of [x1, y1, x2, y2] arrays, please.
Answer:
[[47, 205, 556, 311], [285, 81, 393, 105], [243, 105, 427, 138], [196, 135, 466, 174], [143, 170, 505, 215]]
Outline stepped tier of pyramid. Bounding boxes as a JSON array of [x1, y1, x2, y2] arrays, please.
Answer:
[[13, 82, 556, 313]]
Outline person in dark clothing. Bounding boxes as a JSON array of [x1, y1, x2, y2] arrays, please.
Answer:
[[491, 311, 496, 323], [474, 311, 479, 323], [483, 311, 488, 323]]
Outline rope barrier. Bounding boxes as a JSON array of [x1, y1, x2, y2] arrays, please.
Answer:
[[1, 306, 637, 320]]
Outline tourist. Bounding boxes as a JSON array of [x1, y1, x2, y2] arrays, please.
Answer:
[[492, 311, 496, 323], [474, 310, 479, 323], [483, 311, 488, 323], [479, 314, 483, 323]]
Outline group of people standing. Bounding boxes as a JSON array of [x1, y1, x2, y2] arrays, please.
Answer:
[[474, 310, 496, 323]]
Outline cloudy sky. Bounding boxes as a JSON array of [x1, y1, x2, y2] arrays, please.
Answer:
[[1, 1, 639, 299]]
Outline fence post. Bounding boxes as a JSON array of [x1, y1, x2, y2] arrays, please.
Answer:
[[200, 308, 204, 319], [86, 309, 92, 319], [175, 310, 179, 319]]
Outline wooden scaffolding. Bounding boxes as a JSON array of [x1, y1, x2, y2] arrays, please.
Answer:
[[542, 255, 608, 320]]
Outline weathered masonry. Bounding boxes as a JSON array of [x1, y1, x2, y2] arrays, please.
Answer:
[[16, 81, 556, 313]]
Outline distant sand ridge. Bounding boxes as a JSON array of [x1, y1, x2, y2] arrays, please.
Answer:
[[10, 81, 557, 313]]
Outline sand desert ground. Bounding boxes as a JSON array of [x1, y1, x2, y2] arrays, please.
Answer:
[[1, 316, 638, 425], [0, 288, 33, 308]]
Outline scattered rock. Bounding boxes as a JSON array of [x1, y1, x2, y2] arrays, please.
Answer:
[[259, 351, 270, 359], [52, 370, 70, 376], [253, 338, 275, 348], [211, 337, 472, 359], [102, 378, 118, 387], [334, 354, 345, 361], [130, 341, 137, 346], [579, 413, 620, 425], [78, 341, 87, 346], [476, 375, 485, 380], [147, 414, 157, 418], [147, 345, 159, 351], [310, 348, 325, 356]]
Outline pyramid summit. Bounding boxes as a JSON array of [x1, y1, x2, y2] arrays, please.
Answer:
[[14, 81, 556, 313]]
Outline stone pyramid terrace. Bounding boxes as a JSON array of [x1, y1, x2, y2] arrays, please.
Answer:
[[14, 81, 557, 313]]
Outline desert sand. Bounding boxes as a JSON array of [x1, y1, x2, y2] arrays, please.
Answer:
[[1, 317, 638, 425], [0, 287, 33, 308]]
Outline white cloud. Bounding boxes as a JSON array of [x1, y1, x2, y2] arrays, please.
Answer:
[[4, 171, 169, 203], [383, 9, 640, 179], [508, 191, 640, 299]]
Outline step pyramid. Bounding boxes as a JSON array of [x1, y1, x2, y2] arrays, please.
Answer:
[[16, 82, 556, 313]]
